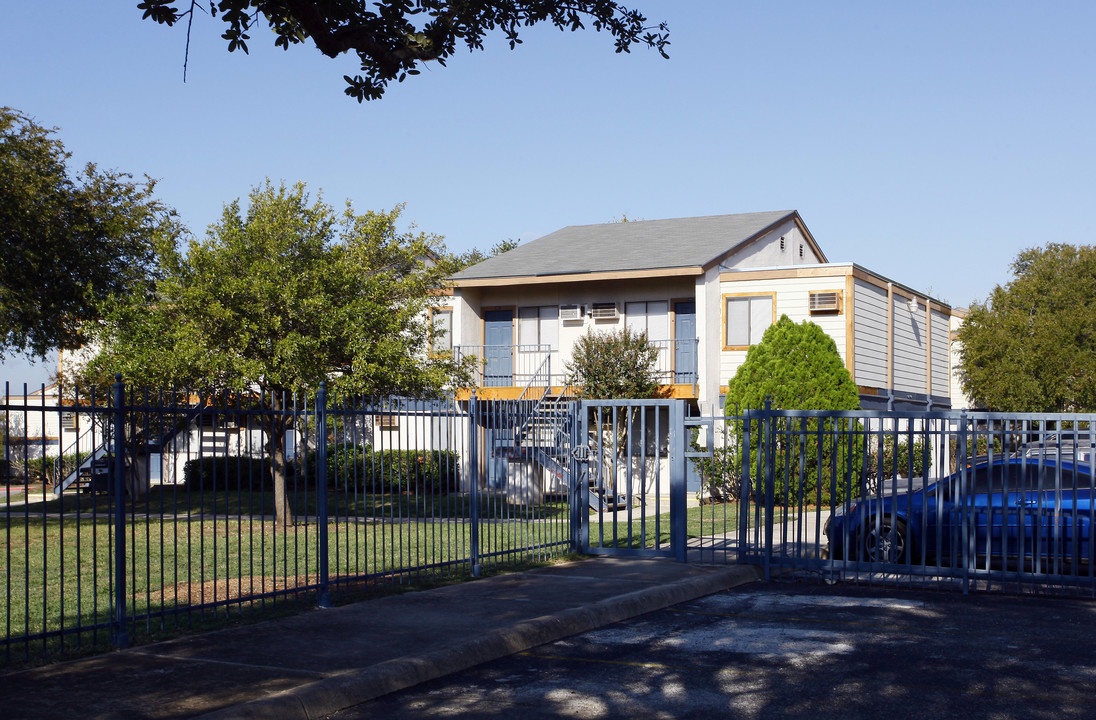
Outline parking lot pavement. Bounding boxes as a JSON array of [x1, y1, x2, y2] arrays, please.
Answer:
[[327, 581, 1096, 720]]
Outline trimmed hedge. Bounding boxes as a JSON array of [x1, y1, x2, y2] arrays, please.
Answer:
[[316, 446, 461, 494], [184, 446, 461, 495]]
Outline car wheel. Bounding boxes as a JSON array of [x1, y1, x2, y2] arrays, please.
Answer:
[[860, 516, 909, 563]]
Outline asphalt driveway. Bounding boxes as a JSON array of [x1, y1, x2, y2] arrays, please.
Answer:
[[328, 581, 1096, 719]]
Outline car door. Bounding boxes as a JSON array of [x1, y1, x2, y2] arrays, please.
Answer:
[[1026, 465, 1094, 568], [946, 463, 1013, 567]]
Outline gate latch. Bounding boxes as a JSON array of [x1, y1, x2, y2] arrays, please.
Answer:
[[571, 446, 590, 461]]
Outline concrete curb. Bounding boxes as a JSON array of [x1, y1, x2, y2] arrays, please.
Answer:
[[197, 565, 760, 720]]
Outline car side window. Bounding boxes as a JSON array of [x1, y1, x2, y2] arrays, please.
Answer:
[[968, 467, 992, 495], [969, 465, 1023, 494]]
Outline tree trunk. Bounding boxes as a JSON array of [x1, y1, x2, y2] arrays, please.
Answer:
[[270, 389, 294, 531]]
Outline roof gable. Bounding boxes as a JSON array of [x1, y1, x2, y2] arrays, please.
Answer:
[[451, 211, 814, 282]]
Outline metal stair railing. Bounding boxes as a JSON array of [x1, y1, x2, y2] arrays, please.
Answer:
[[53, 393, 208, 495], [52, 424, 104, 495]]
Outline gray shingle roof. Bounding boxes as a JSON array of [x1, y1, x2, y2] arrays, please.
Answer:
[[451, 211, 798, 281]]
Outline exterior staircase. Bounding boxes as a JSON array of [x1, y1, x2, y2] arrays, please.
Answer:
[[506, 389, 629, 512]]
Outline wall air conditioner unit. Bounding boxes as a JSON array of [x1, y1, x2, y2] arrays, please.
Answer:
[[808, 291, 841, 314], [560, 304, 583, 321], [589, 302, 619, 320]]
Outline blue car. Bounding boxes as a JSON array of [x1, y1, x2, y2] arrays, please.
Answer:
[[824, 457, 1095, 566]]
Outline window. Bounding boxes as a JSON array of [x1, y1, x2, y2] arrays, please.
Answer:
[[429, 307, 453, 354], [517, 306, 558, 349], [625, 301, 669, 340], [61, 412, 76, 430], [724, 295, 774, 348]]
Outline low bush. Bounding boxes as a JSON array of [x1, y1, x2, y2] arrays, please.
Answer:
[[10, 453, 86, 484], [689, 430, 742, 504], [867, 435, 931, 479]]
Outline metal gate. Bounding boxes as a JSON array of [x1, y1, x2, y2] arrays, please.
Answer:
[[575, 399, 689, 560]]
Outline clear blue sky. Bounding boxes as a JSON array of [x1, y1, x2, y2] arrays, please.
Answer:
[[3, 1, 1094, 388]]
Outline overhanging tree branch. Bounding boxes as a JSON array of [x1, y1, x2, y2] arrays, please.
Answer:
[[138, 1, 669, 101]]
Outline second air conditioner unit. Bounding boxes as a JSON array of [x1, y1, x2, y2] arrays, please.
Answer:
[[589, 302, 619, 320]]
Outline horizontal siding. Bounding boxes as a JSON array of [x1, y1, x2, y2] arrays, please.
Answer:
[[718, 275, 849, 386], [719, 349, 751, 384], [853, 281, 889, 387], [931, 309, 950, 396], [892, 297, 926, 394]]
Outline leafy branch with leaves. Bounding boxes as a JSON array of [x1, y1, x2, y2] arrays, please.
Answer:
[[137, 1, 669, 101]]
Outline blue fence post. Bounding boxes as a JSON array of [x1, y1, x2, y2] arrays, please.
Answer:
[[958, 410, 969, 595], [739, 412, 752, 564], [469, 391, 481, 577], [573, 400, 590, 553], [670, 400, 688, 562], [316, 383, 330, 608], [111, 374, 129, 648], [762, 396, 774, 582]]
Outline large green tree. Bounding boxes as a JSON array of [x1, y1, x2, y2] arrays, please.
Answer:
[[956, 243, 1096, 412], [725, 315, 860, 505], [0, 107, 179, 358], [137, 1, 669, 101], [80, 180, 468, 527]]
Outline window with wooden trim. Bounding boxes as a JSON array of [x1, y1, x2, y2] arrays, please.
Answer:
[[429, 307, 453, 355], [379, 413, 400, 431], [808, 290, 843, 315], [61, 412, 76, 430], [724, 294, 774, 348]]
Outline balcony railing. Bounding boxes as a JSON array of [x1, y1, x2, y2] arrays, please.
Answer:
[[454, 338, 699, 388], [454, 344, 556, 387]]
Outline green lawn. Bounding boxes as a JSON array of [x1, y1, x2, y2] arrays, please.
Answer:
[[1, 495, 573, 665], [589, 502, 770, 549], [27, 485, 570, 521]]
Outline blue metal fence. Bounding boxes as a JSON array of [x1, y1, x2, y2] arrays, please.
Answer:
[[8, 384, 1096, 666], [1, 381, 576, 666]]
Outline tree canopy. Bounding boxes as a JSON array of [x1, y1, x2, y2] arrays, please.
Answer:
[[956, 243, 1096, 412], [137, 1, 669, 101], [0, 107, 179, 358], [79, 179, 466, 397], [77, 180, 469, 527]]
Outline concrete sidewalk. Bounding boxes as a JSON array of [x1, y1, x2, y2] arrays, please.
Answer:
[[0, 557, 760, 720]]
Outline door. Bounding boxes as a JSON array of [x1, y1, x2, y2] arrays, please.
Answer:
[[674, 302, 697, 384], [484, 310, 514, 387]]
